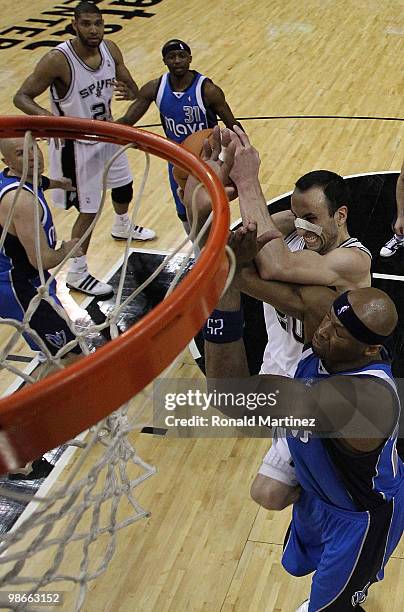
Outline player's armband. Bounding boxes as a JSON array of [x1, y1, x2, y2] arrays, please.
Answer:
[[40, 175, 51, 190], [202, 308, 244, 343]]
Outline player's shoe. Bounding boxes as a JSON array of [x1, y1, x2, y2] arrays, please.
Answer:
[[111, 220, 156, 241], [295, 600, 309, 612], [379, 234, 404, 257], [8, 457, 54, 481], [67, 271, 113, 298]]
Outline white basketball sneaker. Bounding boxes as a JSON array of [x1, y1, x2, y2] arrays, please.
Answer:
[[111, 219, 156, 241], [379, 234, 404, 257], [66, 270, 113, 298], [295, 600, 309, 612]]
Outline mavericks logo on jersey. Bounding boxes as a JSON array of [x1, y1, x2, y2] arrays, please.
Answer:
[[163, 104, 207, 139]]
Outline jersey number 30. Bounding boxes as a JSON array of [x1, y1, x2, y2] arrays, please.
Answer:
[[275, 309, 304, 343]]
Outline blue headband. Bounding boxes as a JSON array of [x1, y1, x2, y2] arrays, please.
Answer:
[[333, 291, 390, 345]]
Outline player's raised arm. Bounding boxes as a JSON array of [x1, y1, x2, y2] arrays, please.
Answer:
[[257, 238, 370, 286], [13, 51, 68, 117]]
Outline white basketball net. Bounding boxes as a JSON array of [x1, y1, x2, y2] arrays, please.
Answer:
[[0, 132, 233, 610]]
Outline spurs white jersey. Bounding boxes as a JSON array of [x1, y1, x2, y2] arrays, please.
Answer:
[[49, 40, 115, 127], [260, 233, 372, 377]]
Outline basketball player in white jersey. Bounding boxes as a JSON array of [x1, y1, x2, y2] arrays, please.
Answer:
[[13, 1, 156, 298], [185, 126, 373, 510]]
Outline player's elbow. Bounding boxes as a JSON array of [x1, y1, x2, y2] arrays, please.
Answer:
[[13, 90, 26, 111], [13, 92, 21, 109]]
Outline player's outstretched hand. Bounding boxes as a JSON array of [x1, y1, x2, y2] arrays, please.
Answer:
[[229, 220, 281, 269], [227, 125, 261, 188], [182, 126, 237, 228], [113, 79, 136, 101]]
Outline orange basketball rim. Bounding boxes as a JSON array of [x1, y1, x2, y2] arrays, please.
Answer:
[[0, 116, 230, 473]]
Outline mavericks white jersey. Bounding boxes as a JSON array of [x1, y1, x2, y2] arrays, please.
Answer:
[[50, 40, 115, 129], [260, 232, 372, 377]]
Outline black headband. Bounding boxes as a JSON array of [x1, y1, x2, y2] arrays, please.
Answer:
[[333, 291, 390, 345], [162, 40, 191, 58]]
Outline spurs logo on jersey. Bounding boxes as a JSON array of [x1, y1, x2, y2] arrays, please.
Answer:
[[260, 231, 372, 377], [79, 78, 115, 99], [50, 40, 116, 126]]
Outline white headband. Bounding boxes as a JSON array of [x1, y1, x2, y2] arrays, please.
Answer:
[[294, 218, 323, 236]]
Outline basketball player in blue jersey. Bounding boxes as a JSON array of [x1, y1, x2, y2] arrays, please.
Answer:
[[0, 137, 83, 363], [13, 1, 156, 299], [0, 137, 83, 479], [183, 143, 403, 611], [117, 39, 240, 231]]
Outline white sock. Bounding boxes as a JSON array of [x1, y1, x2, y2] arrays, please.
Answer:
[[114, 213, 129, 225], [394, 234, 404, 242], [69, 255, 88, 275]]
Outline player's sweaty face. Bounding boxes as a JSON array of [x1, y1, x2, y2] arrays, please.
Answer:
[[292, 186, 339, 255], [74, 14, 104, 47]]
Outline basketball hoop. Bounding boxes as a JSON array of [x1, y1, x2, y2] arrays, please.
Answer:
[[0, 115, 230, 472], [0, 115, 230, 610]]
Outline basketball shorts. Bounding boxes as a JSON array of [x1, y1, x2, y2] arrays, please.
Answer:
[[282, 486, 404, 610], [0, 274, 81, 356], [258, 428, 298, 487], [49, 139, 132, 213]]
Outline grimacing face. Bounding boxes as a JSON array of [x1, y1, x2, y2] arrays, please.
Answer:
[[73, 13, 104, 48], [311, 306, 364, 366], [291, 186, 346, 255]]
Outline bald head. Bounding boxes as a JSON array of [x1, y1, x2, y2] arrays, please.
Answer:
[[0, 137, 23, 158], [0, 137, 43, 178], [345, 287, 397, 340]]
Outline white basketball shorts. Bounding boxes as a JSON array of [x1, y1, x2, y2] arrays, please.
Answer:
[[49, 139, 132, 213]]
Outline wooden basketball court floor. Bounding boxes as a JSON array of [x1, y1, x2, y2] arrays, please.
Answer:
[[0, 1, 403, 610]]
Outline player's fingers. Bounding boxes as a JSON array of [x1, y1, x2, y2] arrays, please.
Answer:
[[224, 185, 237, 201], [233, 124, 250, 147], [201, 138, 213, 161], [221, 139, 236, 178], [210, 125, 221, 161], [221, 128, 232, 148]]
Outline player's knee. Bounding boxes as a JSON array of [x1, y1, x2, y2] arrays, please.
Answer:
[[111, 182, 133, 204], [250, 474, 294, 511]]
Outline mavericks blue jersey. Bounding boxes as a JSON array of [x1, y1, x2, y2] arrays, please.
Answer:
[[0, 170, 56, 282], [156, 71, 218, 143], [289, 347, 403, 511]]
